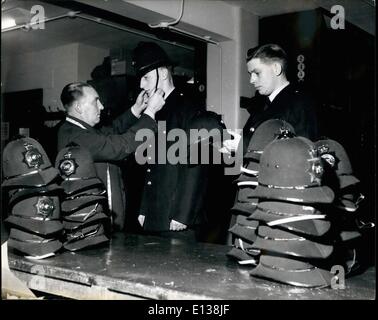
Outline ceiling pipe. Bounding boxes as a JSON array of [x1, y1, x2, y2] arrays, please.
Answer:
[[148, 0, 184, 29], [1, 10, 194, 50], [167, 25, 219, 45], [146, 0, 219, 45], [74, 13, 194, 50]]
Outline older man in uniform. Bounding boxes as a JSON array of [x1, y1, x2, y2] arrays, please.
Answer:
[[57, 82, 165, 231]]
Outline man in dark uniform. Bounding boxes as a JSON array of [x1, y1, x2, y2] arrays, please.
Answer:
[[224, 43, 319, 154], [57, 82, 165, 231], [133, 42, 207, 239]]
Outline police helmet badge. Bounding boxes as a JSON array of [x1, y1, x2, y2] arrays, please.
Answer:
[[34, 196, 55, 218], [59, 151, 78, 176], [275, 126, 296, 140], [307, 147, 324, 184], [317, 144, 339, 168], [22, 143, 44, 169]]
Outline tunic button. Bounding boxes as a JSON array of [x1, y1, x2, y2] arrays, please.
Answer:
[[148, 156, 152, 160], [250, 127, 255, 132], [147, 181, 152, 185], [147, 169, 151, 173], [149, 144, 152, 148], [163, 130, 166, 134]]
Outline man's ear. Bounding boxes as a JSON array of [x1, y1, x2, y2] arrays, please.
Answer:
[[73, 101, 82, 114], [273, 62, 283, 76], [159, 67, 169, 80]]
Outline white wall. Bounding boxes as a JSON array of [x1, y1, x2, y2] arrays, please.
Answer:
[[207, 6, 259, 129], [2, 43, 109, 112], [238, 7, 259, 129]]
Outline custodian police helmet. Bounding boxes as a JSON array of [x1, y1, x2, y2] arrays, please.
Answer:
[[252, 137, 334, 204], [132, 42, 173, 78], [55, 145, 105, 195], [2, 136, 59, 188]]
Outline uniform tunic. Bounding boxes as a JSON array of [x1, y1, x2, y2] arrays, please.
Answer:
[[139, 89, 207, 232], [242, 83, 319, 154]]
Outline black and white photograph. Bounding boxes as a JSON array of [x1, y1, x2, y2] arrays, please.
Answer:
[[1, 0, 376, 309]]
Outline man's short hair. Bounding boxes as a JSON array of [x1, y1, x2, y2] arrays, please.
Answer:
[[246, 44, 288, 76], [60, 82, 93, 110]]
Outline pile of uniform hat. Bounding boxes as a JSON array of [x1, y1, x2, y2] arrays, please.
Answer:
[[226, 119, 295, 265], [247, 135, 366, 288], [2, 136, 64, 259], [315, 138, 373, 275], [55, 144, 110, 252]]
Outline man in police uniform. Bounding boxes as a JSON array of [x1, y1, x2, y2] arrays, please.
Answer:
[[57, 82, 165, 231], [224, 43, 319, 154], [133, 42, 207, 239]]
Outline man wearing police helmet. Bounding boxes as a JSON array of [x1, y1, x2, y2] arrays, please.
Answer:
[[133, 41, 207, 239]]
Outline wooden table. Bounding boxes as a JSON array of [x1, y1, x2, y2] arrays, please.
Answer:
[[6, 232, 376, 300]]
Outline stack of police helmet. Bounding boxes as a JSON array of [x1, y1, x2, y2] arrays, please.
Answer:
[[55, 144, 110, 252], [226, 120, 295, 265], [2, 136, 64, 259], [315, 138, 373, 275], [247, 135, 341, 287]]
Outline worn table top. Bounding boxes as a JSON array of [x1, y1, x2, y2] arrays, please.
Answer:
[[7, 232, 376, 300]]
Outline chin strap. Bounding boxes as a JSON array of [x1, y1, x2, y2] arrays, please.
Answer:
[[155, 69, 159, 93]]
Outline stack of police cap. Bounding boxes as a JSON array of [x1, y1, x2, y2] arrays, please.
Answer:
[[2, 136, 64, 259], [226, 215, 260, 264], [226, 120, 295, 265], [248, 136, 339, 287], [231, 119, 295, 216], [315, 138, 363, 214], [55, 144, 110, 252], [315, 138, 374, 275]]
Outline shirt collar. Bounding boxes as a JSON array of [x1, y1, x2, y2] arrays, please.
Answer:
[[269, 82, 290, 102], [164, 87, 175, 100], [66, 115, 90, 130]]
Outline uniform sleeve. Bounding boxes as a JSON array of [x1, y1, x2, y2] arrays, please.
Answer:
[[72, 114, 157, 161], [97, 108, 140, 135]]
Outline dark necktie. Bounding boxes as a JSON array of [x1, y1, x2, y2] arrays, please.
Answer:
[[264, 96, 271, 110]]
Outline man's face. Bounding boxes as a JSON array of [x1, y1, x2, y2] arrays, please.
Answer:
[[140, 69, 159, 97], [247, 58, 278, 96], [78, 86, 104, 127]]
